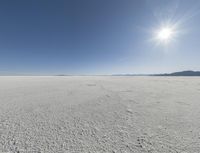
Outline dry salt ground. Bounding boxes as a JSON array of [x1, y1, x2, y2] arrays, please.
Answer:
[[0, 76, 200, 153]]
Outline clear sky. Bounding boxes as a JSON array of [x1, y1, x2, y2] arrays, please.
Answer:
[[0, 0, 200, 75]]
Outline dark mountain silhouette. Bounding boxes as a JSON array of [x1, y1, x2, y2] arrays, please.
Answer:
[[153, 70, 200, 76], [112, 70, 200, 76]]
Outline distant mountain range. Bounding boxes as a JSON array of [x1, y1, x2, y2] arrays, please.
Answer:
[[112, 71, 200, 76], [152, 70, 200, 76]]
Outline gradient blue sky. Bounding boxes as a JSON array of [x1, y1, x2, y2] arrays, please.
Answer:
[[0, 0, 200, 75]]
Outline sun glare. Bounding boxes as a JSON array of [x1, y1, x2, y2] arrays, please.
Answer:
[[157, 27, 173, 40], [152, 23, 178, 45], [152, 23, 180, 45]]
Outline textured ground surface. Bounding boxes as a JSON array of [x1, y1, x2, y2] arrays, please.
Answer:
[[0, 76, 200, 153]]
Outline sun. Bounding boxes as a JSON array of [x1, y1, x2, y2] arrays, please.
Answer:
[[151, 17, 185, 46], [155, 26, 175, 44], [158, 27, 173, 40]]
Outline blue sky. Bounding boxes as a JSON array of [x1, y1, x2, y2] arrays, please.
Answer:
[[0, 0, 200, 75]]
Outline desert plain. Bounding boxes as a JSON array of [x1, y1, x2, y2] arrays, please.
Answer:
[[0, 76, 200, 153]]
